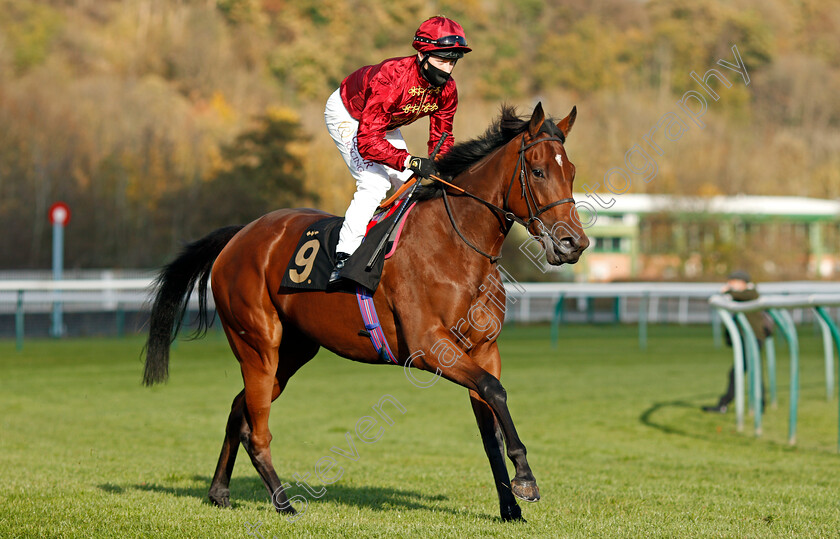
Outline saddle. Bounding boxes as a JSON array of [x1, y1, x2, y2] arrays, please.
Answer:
[[279, 200, 416, 293]]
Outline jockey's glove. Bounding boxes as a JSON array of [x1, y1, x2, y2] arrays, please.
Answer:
[[406, 156, 437, 179]]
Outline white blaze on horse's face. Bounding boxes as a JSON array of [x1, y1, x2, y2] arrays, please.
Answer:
[[554, 153, 566, 182]]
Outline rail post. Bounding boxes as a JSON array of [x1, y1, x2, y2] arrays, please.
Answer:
[[15, 290, 24, 351], [551, 293, 565, 349], [639, 293, 649, 351]]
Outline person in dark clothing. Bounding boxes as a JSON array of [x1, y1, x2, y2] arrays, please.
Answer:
[[703, 270, 770, 413]]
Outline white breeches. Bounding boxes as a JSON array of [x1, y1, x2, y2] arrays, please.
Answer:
[[324, 88, 413, 256]]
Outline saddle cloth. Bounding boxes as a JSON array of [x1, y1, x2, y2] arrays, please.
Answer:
[[279, 200, 416, 293]]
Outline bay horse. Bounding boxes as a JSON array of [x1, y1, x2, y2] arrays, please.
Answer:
[[143, 102, 588, 522]]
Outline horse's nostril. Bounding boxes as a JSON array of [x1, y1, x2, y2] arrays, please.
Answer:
[[557, 237, 576, 253]]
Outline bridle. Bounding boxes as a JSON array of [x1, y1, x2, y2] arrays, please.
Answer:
[[440, 130, 575, 263]]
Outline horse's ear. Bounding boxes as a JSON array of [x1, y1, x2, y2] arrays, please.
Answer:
[[557, 106, 577, 139], [528, 102, 546, 137]]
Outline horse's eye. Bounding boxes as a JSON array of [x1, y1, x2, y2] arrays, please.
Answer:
[[532, 168, 545, 178]]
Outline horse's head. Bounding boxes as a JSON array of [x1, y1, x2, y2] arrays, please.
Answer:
[[431, 103, 589, 266], [504, 103, 589, 265]]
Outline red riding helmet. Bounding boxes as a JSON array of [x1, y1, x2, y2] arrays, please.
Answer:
[[412, 16, 472, 59]]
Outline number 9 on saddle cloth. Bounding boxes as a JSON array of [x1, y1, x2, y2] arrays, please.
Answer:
[[279, 200, 416, 293]]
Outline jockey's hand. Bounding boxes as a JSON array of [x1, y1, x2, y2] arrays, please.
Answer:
[[407, 156, 437, 179]]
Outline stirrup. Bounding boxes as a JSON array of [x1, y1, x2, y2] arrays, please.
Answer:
[[328, 252, 350, 284]]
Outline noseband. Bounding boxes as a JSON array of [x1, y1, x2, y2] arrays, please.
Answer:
[[441, 132, 575, 262]]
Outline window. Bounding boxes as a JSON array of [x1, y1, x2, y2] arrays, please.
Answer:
[[592, 236, 625, 253]]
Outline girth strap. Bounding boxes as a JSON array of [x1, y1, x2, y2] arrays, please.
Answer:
[[356, 285, 397, 364]]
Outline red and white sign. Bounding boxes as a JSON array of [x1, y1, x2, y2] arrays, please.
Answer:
[[49, 202, 71, 226]]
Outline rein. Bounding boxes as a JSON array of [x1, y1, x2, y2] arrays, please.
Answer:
[[436, 133, 575, 262]]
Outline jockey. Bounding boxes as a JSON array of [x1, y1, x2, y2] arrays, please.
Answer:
[[324, 15, 471, 284]]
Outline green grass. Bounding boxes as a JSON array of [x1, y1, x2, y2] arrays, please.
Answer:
[[1, 324, 840, 538]]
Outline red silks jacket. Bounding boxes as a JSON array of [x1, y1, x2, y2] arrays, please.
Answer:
[[339, 55, 457, 171]]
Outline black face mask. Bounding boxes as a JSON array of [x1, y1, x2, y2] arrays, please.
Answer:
[[419, 54, 451, 87]]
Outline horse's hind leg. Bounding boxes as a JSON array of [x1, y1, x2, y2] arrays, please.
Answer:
[[209, 319, 291, 513], [208, 381, 282, 509], [209, 323, 318, 512], [208, 389, 248, 507]]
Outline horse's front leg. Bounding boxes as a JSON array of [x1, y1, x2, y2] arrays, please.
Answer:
[[408, 332, 539, 504], [465, 341, 526, 519], [469, 390, 523, 520], [471, 370, 539, 502]]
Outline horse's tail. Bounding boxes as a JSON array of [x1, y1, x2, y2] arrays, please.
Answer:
[[143, 225, 244, 386]]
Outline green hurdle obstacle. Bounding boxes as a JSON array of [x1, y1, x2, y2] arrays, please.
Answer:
[[735, 312, 763, 435], [815, 307, 840, 451], [710, 295, 840, 450], [767, 309, 799, 445], [814, 308, 838, 401], [713, 308, 746, 432], [764, 335, 777, 408]]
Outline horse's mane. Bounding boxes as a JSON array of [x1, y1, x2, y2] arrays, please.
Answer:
[[413, 104, 556, 201]]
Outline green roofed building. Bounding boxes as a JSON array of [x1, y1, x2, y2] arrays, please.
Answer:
[[574, 194, 840, 282]]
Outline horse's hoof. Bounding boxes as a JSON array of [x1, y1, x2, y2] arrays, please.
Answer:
[[272, 500, 297, 516], [208, 489, 231, 508], [501, 504, 525, 522], [511, 479, 540, 502]]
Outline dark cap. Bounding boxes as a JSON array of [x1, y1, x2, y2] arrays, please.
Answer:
[[727, 270, 751, 282]]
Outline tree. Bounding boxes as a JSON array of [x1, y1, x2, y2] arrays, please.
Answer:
[[189, 107, 316, 228]]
